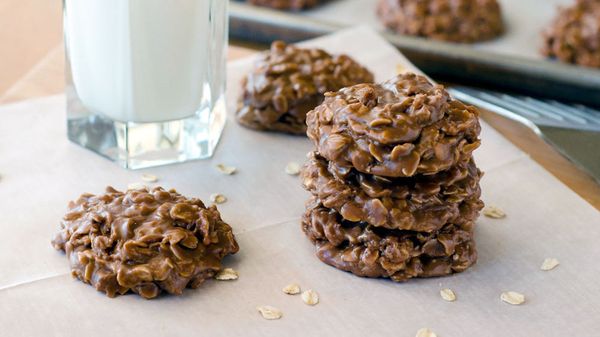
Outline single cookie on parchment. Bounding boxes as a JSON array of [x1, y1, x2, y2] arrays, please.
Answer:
[[377, 0, 504, 43], [542, 0, 600, 68], [236, 41, 374, 135], [51, 186, 239, 299]]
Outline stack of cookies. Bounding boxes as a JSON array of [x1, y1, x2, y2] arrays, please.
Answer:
[[301, 73, 484, 281]]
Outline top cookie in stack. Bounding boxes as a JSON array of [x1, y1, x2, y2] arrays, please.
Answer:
[[307, 72, 481, 177], [236, 41, 374, 135], [301, 73, 484, 281]]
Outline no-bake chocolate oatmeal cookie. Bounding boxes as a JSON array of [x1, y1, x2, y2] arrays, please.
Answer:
[[302, 198, 478, 281], [52, 186, 239, 299], [542, 0, 600, 68], [301, 72, 484, 281], [302, 152, 483, 232], [247, 0, 319, 10], [306, 73, 481, 178], [236, 41, 374, 134], [377, 0, 504, 43]]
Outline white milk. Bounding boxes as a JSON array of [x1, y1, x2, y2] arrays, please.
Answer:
[[64, 0, 224, 123]]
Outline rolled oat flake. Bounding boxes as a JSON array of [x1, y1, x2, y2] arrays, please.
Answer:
[[541, 258, 560, 271], [140, 173, 158, 182], [257, 305, 283, 320], [216, 164, 237, 175], [440, 288, 456, 302], [285, 162, 301, 175], [501, 291, 525, 305], [416, 328, 437, 337], [282, 283, 301, 295], [214, 268, 238, 280], [301, 289, 319, 305], [483, 205, 506, 219], [210, 193, 227, 204]]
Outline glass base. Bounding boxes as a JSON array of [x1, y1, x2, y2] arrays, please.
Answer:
[[67, 94, 226, 170]]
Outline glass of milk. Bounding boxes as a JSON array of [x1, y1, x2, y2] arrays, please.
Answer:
[[64, 0, 228, 169]]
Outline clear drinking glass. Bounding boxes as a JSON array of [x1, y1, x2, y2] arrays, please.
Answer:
[[64, 0, 228, 169]]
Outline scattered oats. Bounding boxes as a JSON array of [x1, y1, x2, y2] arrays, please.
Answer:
[[256, 305, 283, 320], [483, 205, 506, 219], [216, 164, 237, 175], [285, 162, 301, 176], [396, 64, 407, 75], [301, 289, 319, 305], [214, 268, 238, 280], [282, 283, 301, 295], [440, 288, 456, 302], [541, 258, 560, 271], [140, 173, 158, 183], [127, 182, 146, 190], [210, 193, 227, 204], [416, 328, 437, 337], [501, 291, 525, 305]]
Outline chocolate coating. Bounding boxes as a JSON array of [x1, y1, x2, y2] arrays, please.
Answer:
[[51, 186, 239, 299], [302, 199, 477, 281], [236, 41, 374, 134], [306, 73, 481, 178], [247, 0, 319, 10], [542, 0, 600, 68], [377, 0, 504, 43], [302, 152, 483, 231]]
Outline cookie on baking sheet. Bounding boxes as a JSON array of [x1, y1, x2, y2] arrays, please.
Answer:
[[236, 41, 374, 135], [377, 0, 504, 43], [306, 72, 481, 178], [51, 186, 239, 299], [542, 0, 600, 68], [302, 151, 483, 231], [301, 198, 478, 281], [246, 0, 319, 10]]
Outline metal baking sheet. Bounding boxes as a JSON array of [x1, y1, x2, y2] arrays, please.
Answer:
[[230, 0, 600, 106]]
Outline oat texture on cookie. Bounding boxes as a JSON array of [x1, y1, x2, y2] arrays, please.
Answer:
[[51, 186, 239, 299], [236, 41, 373, 135], [301, 73, 484, 281]]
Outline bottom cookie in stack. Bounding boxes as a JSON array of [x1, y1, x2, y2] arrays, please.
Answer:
[[301, 197, 480, 282]]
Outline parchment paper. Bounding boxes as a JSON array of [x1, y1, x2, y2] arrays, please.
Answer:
[[302, 0, 573, 59], [0, 27, 599, 337]]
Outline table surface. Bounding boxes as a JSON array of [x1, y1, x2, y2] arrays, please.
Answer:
[[1, 0, 599, 210]]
